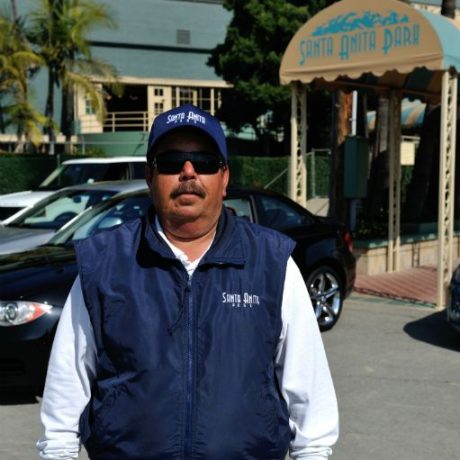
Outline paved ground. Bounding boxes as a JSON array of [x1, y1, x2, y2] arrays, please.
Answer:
[[0, 292, 459, 459], [355, 266, 439, 305], [322, 294, 460, 460]]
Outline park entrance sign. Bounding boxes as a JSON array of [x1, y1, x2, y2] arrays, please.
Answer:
[[280, 0, 460, 308], [298, 13, 420, 64], [280, 0, 460, 88]]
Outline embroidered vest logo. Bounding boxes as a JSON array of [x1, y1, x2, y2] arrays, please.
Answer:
[[222, 292, 260, 308]]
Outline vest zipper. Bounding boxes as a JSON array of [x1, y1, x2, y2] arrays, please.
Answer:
[[184, 276, 193, 459]]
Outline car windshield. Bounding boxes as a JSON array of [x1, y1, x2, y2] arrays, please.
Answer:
[[48, 193, 152, 245], [38, 163, 134, 190], [258, 195, 313, 230], [7, 189, 116, 230]]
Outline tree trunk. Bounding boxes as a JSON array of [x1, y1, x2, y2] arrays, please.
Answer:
[[441, 0, 456, 18], [14, 116, 26, 153], [10, 0, 19, 20], [10, 0, 28, 152], [61, 86, 75, 153], [45, 69, 56, 155], [364, 97, 390, 221], [0, 105, 5, 133], [328, 90, 352, 223], [402, 106, 440, 222]]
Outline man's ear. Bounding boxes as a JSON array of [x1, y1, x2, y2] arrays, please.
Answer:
[[222, 166, 230, 197]]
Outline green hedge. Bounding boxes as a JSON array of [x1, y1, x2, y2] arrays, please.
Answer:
[[228, 156, 288, 195], [229, 152, 330, 198], [0, 153, 331, 199], [0, 154, 61, 194], [307, 152, 330, 198]]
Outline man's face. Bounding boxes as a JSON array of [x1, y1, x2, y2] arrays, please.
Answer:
[[145, 128, 229, 232]]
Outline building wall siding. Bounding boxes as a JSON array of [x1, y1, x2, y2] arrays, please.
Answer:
[[91, 45, 220, 81], [91, 0, 229, 52]]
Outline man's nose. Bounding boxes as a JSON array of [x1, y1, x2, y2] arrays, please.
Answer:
[[180, 160, 197, 178]]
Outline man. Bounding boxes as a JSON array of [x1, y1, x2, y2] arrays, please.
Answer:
[[37, 104, 338, 460]]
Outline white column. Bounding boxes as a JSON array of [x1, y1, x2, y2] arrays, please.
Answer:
[[289, 84, 307, 207], [387, 91, 402, 272], [300, 88, 308, 208], [289, 86, 298, 202], [437, 70, 458, 308]]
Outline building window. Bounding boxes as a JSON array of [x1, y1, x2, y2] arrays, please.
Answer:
[[198, 88, 212, 112], [85, 96, 95, 115], [171, 86, 222, 114], [154, 102, 164, 115], [180, 87, 194, 104]]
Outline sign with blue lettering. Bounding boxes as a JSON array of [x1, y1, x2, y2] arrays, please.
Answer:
[[279, 0, 455, 86], [299, 10, 419, 63]]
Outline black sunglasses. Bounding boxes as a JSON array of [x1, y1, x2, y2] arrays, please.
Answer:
[[152, 150, 225, 175]]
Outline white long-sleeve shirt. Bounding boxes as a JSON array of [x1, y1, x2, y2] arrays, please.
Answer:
[[37, 229, 338, 459]]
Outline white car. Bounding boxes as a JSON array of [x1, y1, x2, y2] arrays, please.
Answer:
[[0, 180, 147, 254], [0, 156, 146, 222]]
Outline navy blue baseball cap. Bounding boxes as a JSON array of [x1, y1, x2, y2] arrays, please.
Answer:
[[147, 104, 227, 163]]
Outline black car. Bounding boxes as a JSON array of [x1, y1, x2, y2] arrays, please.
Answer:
[[0, 188, 355, 393], [224, 188, 355, 330]]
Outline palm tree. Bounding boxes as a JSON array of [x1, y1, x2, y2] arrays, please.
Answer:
[[28, 0, 120, 153], [0, 8, 45, 150]]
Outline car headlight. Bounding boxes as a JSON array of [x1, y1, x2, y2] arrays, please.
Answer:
[[0, 301, 53, 327]]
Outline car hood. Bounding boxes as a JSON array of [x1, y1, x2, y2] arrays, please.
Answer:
[[0, 245, 78, 306], [0, 226, 55, 254], [0, 190, 53, 208]]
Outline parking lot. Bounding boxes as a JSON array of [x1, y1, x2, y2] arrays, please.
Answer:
[[323, 294, 459, 460], [1, 292, 459, 460]]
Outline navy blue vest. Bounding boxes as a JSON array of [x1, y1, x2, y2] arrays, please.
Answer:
[[75, 207, 295, 460]]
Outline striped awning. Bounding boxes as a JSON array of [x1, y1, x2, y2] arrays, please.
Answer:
[[280, 0, 460, 101], [367, 98, 427, 131]]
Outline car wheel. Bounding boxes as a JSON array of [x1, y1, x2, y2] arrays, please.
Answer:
[[306, 266, 343, 331]]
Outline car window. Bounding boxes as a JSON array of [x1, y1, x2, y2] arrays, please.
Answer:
[[13, 190, 116, 230], [102, 163, 130, 181], [224, 197, 254, 222], [132, 162, 147, 179], [39, 164, 110, 190], [71, 196, 151, 241], [258, 195, 308, 230]]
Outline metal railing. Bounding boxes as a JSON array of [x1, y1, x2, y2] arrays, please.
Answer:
[[103, 111, 152, 132], [78, 111, 154, 133]]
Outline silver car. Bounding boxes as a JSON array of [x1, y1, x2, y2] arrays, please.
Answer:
[[0, 180, 147, 254], [0, 156, 147, 222]]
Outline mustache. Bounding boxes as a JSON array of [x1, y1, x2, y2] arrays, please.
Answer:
[[170, 182, 206, 199]]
